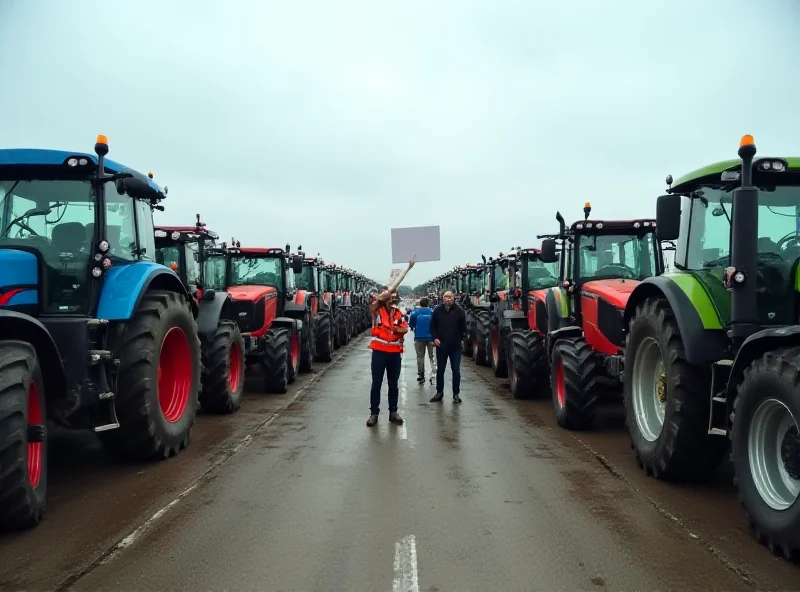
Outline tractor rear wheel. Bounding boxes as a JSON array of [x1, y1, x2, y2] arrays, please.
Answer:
[[101, 290, 201, 460], [625, 297, 727, 480], [199, 321, 245, 414], [299, 314, 315, 373], [507, 330, 547, 399], [263, 327, 290, 393], [474, 313, 491, 366], [0, 341, 47, 531], [551, 337, 599, 430], [315, 313, 334, 362], [731, 346, 800, 560], [491, 325, 508, 378]]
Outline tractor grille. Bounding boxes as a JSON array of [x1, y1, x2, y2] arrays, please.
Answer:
[[232, 297, 266, 334]]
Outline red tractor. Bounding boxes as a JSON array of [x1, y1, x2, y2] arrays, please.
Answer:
[[154, 217, 246, 413], [538, 203, 665, 429], [203, 242, 310, 393], [297, 254, 335, 363]]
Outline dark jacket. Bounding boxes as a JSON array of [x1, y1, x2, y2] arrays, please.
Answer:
[[430, 303, 467, 350]]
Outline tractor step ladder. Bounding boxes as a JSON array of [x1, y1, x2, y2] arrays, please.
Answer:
[[708, 359, 733, 436]]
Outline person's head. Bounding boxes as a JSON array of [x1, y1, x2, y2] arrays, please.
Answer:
[[419, 297, 429, 308], [443, 291, 455, 308], [392, 293, 401, 306]]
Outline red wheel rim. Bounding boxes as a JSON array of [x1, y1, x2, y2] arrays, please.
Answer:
[[229, 341, 242, 393], [27, 381, 43, 488], [492, 328, 499, 364], [157, 327, 192, 423], [472, 335, 477, 352], [291, 332, 300, 367], [556, 358, 566, 407]]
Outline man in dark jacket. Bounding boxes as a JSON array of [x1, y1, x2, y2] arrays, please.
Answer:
[[429, 291, 467, 403]]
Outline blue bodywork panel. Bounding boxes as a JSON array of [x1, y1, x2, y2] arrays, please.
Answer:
[[0, 148, 163, 193], [97, 262, 185, 321], [0, 249, 39, 307]]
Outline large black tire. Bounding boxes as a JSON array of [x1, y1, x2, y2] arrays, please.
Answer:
[[263, 327, 290, 393], [551, 337, 599, 430], [624, 298, 727, 480], [507, 330, 548, 399], [299, 313, 315, 373], [333, 311, 342, 350], [315, 314, 334, 362], [490, 324, 508, 378], [100, 291, 201, 460], [199, 321, 245, 414], [730, 346, 800, 560], [474, 313, 491, 366], [0, 342, 47, 531], [338, 314, 348, 346]]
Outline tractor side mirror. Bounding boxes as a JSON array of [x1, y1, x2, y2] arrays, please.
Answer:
[[116, 171, 158, 201], [656, 194, 681, 241], [291, 254, 304, 274], [540, 239, 559, 263]]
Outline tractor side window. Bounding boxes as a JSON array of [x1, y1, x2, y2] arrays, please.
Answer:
[[685, 188, 731, 269], [204, 255, 227, 290], [134, 199, 155, 261], [526, 260, 558, 290], [184, 242, 201, 285], [104, 194, 137, 262], [156, 244, 181, 272]]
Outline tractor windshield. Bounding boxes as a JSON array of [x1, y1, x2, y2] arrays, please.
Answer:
[[0, 178, 136, 314], [295, 266, 316, 291], [229, 255, 282, 289], [526, 258, 559, 290], [577, 232, 658, 281]]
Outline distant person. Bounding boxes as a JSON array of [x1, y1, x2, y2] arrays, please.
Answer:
[[409, 297, 435, 384], [429, 291, 467, 404], [366, 259, 415, 427]]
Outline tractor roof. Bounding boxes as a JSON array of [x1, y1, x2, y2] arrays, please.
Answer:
[[0, 148, 164, 194], [569, 218, 656, 232], [155, 225, 218, 240], [671, 156, 800, 190], [229, 247, 286, 256]]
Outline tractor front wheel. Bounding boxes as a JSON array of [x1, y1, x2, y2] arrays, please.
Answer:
[[0, 341, 47, 531], [299, 314, 315, 373], [474, 314, 491, 366], [263, 327, 290, 393], [101, 290, 201, 460], [315, 313, 334, 363], [731, 346, 800, 560], [199, 321, 245, 414], [507, 330, 547, 399], [491, 325, 508, 378], [624, 297, 727, 480], [551, 337, 599, 430]]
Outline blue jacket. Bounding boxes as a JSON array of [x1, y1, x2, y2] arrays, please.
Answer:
[[409, 307, 433, 341]]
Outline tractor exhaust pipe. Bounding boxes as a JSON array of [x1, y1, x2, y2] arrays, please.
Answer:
[[556, 212, 566, 237], [729, 134, 759, 345]]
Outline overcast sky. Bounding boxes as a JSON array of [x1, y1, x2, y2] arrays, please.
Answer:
[[1, 0, 799, 284]]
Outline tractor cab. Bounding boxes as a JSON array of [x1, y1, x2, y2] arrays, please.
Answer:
[[154, 214, 219, 297]]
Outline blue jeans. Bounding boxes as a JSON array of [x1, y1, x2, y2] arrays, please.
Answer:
[[370, 350, 402, 415], [436, 347, 461, 396]]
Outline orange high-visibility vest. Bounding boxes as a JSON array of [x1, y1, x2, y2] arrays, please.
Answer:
[[369, 305, 406, 353]]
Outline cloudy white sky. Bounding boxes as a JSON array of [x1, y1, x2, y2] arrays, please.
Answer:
[[1, 0, 799, 285]]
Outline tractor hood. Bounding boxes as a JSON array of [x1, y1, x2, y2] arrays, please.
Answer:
[[581, 279, 639, 310], [227, 285, 278, 302]]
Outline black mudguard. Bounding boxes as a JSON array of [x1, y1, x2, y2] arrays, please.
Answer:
[[196, 291, 234, 339], [503, 309, 528, 332], [623, 276, 728, 366]]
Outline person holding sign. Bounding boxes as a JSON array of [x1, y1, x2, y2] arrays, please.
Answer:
[[366, 259, 415, 427]]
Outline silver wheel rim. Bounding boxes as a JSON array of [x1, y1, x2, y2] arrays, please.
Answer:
[[748, 398, 800, 511], [632, 336, 666, 442]]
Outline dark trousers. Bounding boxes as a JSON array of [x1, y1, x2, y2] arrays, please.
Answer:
[[436, 347, 461, 395], [370, 350, 402, 415]]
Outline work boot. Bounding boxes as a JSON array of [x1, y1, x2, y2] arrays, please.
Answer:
[[430, 392, 443, 403], [417, 373, 425, 383], [389, 412, 404, 424], [366, 415, 378, 427], [453, 394, 462, 404]]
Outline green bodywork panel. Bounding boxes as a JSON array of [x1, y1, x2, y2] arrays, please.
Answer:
[[672, 157, 800, 190], [660, 272, 725, 330], [548, 287, 569, 318]]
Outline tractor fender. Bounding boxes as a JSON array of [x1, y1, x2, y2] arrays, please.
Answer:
[[284, 299, 308, 319], [623, 276, 728, 366], [502, 309, 528, 332], [547, 325, 583, 358], [0, 310, 66, 404], [725, 327, 800, 414], [97, 262, 195, 321], [196, 290, 234, 340], [272, 316, 302, 336], [545, 289, 562, 332]]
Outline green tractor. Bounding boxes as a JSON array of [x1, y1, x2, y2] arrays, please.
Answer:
[[623, 135, 800, 558]]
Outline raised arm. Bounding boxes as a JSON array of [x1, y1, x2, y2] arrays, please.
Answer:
[[387, 259, 415, 293]]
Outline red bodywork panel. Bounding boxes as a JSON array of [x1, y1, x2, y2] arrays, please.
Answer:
[[323, 292, 333, 306], [228, 285, 278, 338], [527, 289, 550, 333], [295, 289, 317, 317], [580, 279, 639, 355]]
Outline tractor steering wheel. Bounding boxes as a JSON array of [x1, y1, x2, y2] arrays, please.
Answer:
[[595, 264, 638, 280]]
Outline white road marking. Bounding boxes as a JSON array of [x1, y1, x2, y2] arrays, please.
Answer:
[[392, 534, 420, 592]]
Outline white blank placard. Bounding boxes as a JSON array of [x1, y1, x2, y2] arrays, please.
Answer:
[[391, 225, 441, 264]]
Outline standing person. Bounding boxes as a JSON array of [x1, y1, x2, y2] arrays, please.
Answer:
[[429, 291, 467, 404], [366, 259, 415, 427], [409, 297, 435, 384]]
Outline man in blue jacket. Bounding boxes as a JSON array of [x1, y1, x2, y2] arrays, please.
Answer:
[[409, 297, 435, 383]]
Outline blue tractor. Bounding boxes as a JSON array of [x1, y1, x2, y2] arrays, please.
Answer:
[[0, 135, 201, 531]]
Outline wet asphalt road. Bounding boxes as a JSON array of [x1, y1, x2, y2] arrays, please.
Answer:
[[2, 333, 800, 591]]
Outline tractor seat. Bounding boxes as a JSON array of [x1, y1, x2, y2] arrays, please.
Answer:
[[51, 222, 86, 253]]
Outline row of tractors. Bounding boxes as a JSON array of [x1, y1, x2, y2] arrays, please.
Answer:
[[422, 136, 800, 561], [0, 136, 379, 532]]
